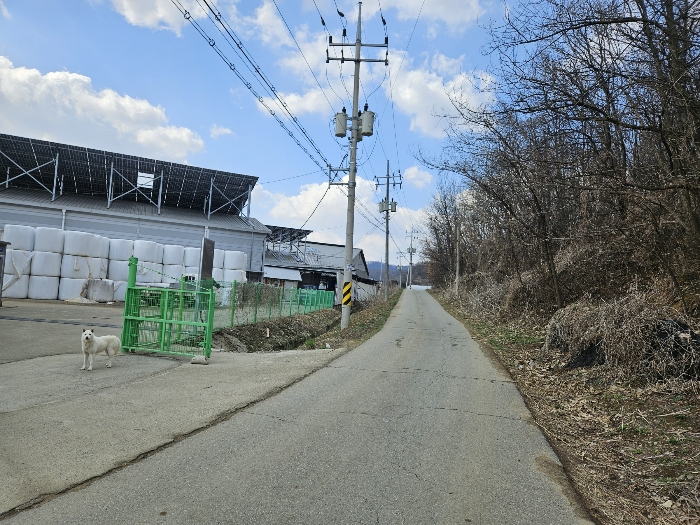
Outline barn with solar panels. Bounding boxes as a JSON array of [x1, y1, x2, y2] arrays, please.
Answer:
[[0, 133, 271, 300]]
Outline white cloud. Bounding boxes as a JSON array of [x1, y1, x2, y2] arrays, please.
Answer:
[[0, 56, 204, 160], [0, 1, 10, 19], [403, 166, 432, 188], [357, 0, 483, 29], [240, 0, 293, 48], [109, 0, 209, 34], [386, 51, 493, 138], [251, 175, 423, 261], [210, 124, 233, 138]]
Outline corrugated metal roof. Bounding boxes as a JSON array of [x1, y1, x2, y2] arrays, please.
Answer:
[[264, 241, 368, 277], [0, 188, 269, 233]]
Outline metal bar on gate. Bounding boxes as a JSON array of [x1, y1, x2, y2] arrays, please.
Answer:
[[177, 276, 185, 340], [159, 289, 168, 353]]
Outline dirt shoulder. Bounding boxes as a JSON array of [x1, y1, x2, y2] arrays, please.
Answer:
[[212, 291, 403, 354], [434, 292, 700, 525]]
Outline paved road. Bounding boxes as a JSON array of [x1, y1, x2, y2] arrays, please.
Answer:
[[5, 290, 591, 524], [0, 299, 123, 363]]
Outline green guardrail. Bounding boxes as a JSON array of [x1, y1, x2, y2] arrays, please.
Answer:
[[121, 258, 336, 358]]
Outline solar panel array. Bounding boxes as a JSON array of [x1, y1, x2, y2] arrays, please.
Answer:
[[265, 225, 313, 244], [0, 134, 257, 215]]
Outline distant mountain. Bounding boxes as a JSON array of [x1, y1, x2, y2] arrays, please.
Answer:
[[366, 261, 406, 283], [366, 260, 429, 286]]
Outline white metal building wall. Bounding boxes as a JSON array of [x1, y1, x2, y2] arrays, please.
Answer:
[[0, 202, 267, 271]]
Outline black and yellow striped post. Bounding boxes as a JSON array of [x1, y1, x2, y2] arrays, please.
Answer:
[[342, 281, 352, 305]]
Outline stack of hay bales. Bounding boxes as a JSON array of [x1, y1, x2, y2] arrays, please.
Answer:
[[184, 247, 201, 278], [29, 227, 64, 300], [2, 222, 251, 302], [223, 251, 247, 283], [108, 239, 133, 302], [2, 224, 35, 299], [162, 244, 185, 284], [133, 240, 163, 284], [213, 249, 225, 282], [59, 231, 105, 300]]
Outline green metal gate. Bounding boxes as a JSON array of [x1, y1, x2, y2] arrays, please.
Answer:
[[121, 257, 214, 358]]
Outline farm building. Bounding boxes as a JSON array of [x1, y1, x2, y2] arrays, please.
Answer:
[[0, 133, 270, 279], [264, 225, 379, 302]]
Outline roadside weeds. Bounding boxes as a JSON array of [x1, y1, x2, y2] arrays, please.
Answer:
[[434, 293, 700, 525]]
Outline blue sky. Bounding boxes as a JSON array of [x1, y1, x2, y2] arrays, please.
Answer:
[[0, 0, 494, 263]]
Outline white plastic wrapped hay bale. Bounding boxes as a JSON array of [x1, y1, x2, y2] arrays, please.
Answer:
[[184, 247, 200, 267], [100, 236, 111, 259], [184, 266, 199, 278], [213, 249, 224, 268], [87, 279, 114, 303], [212, 268, 224, 282], [133, 240, 158, 262], [63, 231, 95, 257], [108, 260, 130, 282], [30, 251, 62, 277], [155, 243, 164, 264], [224, 251, 247, 270], [223, 269, 247, 283], [108, 239, 133, 261], [136, 261, 162, 283], [162, 244, 184, 265], [86, 257, 107, 279], [28, 276, 59, 300], [33, 227, 64, 253], [162, 264, 184, 284], [60, 255, 91, 279], [58, 278, 88, 301], [2, 224, 35, 251], [3, 274, 29, 298], [4, 249, 34, 277], [113, 281, 127, 302]]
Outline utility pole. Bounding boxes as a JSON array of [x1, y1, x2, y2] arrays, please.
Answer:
[[328, 2, 388, 329], [376, 160, 400, 300], [406, 229, 417, 289]]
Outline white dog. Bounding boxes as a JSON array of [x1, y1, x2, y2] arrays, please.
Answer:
[[81, 329, 121, 371]]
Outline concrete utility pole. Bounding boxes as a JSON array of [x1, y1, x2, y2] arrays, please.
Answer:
[[376, 160, 400, 300], [328, 2, 388, 329], [406, 229, 417, 289]]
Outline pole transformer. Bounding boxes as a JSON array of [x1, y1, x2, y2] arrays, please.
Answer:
[[376, 160, 400, 300], [327, 2, 388, 329]]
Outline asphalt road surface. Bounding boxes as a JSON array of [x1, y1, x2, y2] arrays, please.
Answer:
[[6, 290, 591, 524]]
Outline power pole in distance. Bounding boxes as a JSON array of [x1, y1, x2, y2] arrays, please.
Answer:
[[406, 229, 418, 289], [376, 160, 400, 300], [328, 2, 388, 329]]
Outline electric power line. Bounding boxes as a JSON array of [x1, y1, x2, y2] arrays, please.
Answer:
[[194, 0, 331, 168], [270, 0, 335, 113]]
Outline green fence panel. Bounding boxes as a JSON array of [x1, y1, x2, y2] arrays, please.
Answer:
[[123, 259, 337, 355]]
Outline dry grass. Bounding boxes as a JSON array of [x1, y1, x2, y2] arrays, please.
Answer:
[[434, 289, 700, 525]]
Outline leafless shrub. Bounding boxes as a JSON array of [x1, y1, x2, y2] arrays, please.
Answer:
[[546, 292, 700, 382]]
